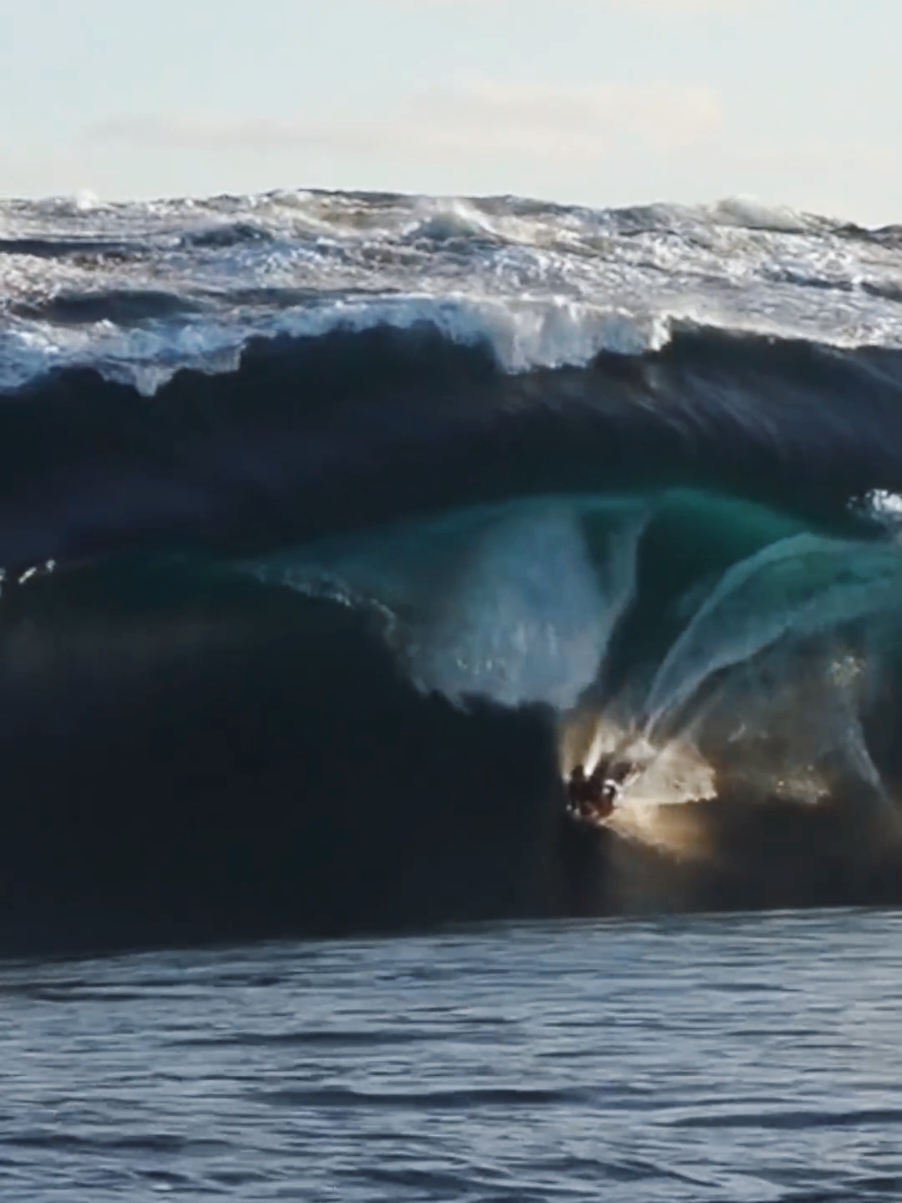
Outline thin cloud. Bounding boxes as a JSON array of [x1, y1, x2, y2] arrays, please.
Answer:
[[94, 80, 725, 162]]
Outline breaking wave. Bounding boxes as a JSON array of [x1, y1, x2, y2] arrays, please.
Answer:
[[4, 188, 902, 950]]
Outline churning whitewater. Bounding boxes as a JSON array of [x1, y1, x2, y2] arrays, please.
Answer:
[[4, 187, 902, 949]]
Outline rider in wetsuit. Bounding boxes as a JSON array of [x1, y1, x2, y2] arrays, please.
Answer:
[[566, 761, 618, 821]]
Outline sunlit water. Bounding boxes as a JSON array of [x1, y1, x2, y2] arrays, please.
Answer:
[[1, 911, 901, 1201]]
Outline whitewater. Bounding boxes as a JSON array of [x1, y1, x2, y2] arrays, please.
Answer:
[[3, 189, 902, 393]]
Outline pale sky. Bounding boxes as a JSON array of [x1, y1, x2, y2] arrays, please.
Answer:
[[1, 0, 899, 225]]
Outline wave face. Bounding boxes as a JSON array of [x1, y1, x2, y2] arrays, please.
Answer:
[[4, 189, 902, 949]]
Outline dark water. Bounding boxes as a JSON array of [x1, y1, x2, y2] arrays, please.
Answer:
[[3, 910, 901, 1201]]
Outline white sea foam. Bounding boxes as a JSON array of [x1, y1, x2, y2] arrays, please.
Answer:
[[864, 489, 902, 535], [2, 189, 902, 394]]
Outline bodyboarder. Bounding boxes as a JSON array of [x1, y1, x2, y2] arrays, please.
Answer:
[[566, 761, 619, 823]]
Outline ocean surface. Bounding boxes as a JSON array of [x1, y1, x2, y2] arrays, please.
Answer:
[[2, 910, 902, 1202], [4, 189, 902, 946]]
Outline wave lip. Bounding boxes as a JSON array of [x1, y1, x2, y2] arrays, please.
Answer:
[[3, 322, 902, 576]]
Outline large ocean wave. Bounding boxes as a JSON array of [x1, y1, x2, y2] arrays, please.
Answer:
[[4, 189, 902, 951]]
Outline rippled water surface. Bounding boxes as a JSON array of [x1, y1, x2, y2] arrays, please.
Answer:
[[2, 910, 901, 1201]]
